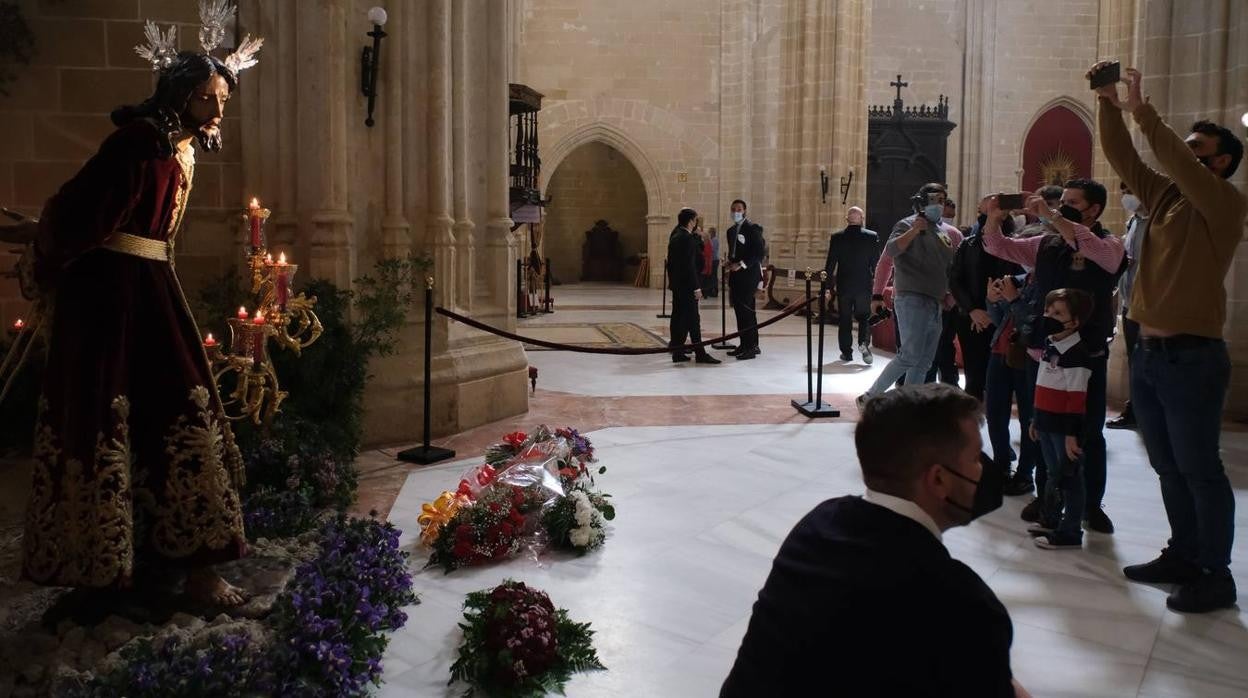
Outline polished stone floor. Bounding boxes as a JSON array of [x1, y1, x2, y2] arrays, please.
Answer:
[[373, 284, 1248, 697]]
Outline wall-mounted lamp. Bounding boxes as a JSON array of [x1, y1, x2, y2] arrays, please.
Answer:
[[361, 6, 388, 127], [839, 169, 854, 205], [1241, 111, 1248, 130], [820, 165, 829, 204]]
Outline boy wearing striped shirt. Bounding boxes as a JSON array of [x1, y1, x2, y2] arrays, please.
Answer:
[[1029, 288, 1096, 550]]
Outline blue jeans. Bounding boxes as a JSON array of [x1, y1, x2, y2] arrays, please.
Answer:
[[1081, 355, 1109, 511], [1132, 338, 1235, 573], [1036, 430, 1085, 538], [985, 354, 1037, 477], [868, 292, 942, 395]]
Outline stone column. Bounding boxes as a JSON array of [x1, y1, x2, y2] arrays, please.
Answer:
[[957, 0, 998, 201], [450, 0, 476, 312], [483, 1, 518, 319], [428, 0, 457, 311], [380, 2, 411, 260]]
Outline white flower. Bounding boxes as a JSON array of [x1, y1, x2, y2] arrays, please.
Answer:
[[569, 527, 591, 547]]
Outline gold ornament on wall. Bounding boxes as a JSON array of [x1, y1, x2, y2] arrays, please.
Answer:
[[1039, 149, 1077, 187]]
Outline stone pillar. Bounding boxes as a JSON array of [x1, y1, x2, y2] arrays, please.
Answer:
[[647, 214, 673, 287], [380, 2, 411, 260], [483, 2, 518, 317], [450, 0, 476, 312], [428, 0, 457, 312], [957, 0, 998, 201]]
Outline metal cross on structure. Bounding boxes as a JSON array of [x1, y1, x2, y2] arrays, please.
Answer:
[[891, 74, 909, 104]]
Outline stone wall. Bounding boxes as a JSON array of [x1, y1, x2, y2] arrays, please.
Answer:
[[542, 142, 648, 283]]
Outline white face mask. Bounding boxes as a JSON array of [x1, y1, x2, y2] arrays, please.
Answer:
[[733, 212, 745, 223], [1121, 193, 1141, 214]]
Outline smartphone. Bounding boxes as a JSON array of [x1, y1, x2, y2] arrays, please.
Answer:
[[1090, 61, 1120, 89], [997, 193, 1026, 210]]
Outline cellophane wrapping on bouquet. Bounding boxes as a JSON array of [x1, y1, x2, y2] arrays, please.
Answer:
[[422, 426, 614, 573]]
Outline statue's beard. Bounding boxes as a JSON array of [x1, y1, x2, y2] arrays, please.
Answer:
[[196, 123, 223, 152]]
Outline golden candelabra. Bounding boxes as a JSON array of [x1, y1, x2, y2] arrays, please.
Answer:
[[201, 200, 323, 424]]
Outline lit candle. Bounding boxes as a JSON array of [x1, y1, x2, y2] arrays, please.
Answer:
[[12, 318, 24, 331], [237, 306, 248, 320], [252, 310, 265, 325], [203, 333, 218, 347], [248, 198, 262, 249], [251, 311, 266, 363], [265, 253, 273, 265], [275, 252, 290, 309]]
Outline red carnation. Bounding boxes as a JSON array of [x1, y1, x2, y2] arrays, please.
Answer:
[[503, 431, 527, 448]]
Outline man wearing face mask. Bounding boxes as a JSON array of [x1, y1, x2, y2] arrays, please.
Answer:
[[949, 195, 1024, 402], [1106, 183, 1149, 430], [857, 183, 963, 408], [1093, 63, 1246, 613], [823, 206, 879, 364], [981, 180, 1125, 535], [724, 199, 766, 360], [722, 384, 1027, 698]]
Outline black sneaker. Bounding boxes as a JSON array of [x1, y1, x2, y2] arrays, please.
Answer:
[[1085, 507, 1115, 534], [1003, 473, 1035, 497], [1106, 404, 1136, 430], [1035, 532, 1083, 550], [1020, 498, 1042, 523], [1124, 550, 1202, 585], [839, 352, 853, 361], [694, 353, 721, 365], [1166, 571, 1237, 613]]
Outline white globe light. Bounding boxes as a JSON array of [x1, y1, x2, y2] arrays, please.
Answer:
[[1241, 111, 1248, 128], [367, 6, 388, 26]]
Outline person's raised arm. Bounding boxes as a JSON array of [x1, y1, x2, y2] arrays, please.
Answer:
[[980, 196, 1041, 268], [885, 216, 926, 257], [1090, 62, 1171, 210]]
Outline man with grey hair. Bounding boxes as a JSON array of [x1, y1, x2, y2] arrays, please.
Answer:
[[823, 206, 879, 364]]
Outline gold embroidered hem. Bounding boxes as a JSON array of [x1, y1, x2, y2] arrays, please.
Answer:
[[22, 386, 246, 588], [23, 397, 135, 588]]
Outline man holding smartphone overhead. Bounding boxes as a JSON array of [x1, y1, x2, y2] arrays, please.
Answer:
[[1092, 60, 1246, 613]]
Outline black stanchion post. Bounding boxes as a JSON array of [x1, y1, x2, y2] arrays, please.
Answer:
[[656, 258, 671, 319], [515, 259, 525, 319], [542, 256, 554, 313], [712, 259, 735, 350], [804, 270, 813, 402], [792, 270, 840, 418], [398, 276, 457, 464]]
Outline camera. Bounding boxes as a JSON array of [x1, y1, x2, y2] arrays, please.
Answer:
[[1089, 61, 1120, 90], [867, 305, 893, 327], [997, 193, 1026, 210]]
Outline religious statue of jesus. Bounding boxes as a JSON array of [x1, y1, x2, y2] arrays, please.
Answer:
[[0, 1, 263, 606]]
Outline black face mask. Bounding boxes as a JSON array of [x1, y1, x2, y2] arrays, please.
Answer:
[[1043, 316, 1070, 335], [1058, 204, 1083, 223], [941, 452, 1002, 524]]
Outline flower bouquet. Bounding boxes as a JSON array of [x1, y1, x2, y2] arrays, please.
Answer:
[[449, 580, 604, 697], [421, 425, 615, 571]]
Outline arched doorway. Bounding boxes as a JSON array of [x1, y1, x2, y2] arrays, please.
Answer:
[[1020, 100, 1094, 192], [543, 142, 648, 284]]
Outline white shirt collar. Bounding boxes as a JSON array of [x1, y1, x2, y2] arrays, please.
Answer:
[[1049, 331, 1081, 354], [863, 489, 943, 541]]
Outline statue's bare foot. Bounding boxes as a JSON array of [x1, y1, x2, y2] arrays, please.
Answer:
[[185, 567, 247, 607]]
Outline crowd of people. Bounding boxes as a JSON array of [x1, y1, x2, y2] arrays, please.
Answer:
[[721, 63, 1245, 697]]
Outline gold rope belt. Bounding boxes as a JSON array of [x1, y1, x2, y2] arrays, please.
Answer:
[[100, 233, 171, 261]]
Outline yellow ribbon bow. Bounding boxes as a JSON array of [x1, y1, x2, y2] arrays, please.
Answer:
[[418, 491, 470, 546]]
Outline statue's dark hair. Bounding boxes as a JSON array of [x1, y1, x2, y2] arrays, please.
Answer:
[[110, 52, 238, 155]]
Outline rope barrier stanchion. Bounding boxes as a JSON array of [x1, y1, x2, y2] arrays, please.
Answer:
[[397, 276, 457, 466], [799, 269, 813, 403], [656, 258, 671, 319], [712, 259, 734, 351], [792, 270, 840, 418]]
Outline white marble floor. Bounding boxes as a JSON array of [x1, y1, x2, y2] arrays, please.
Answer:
[[379, 422, 1248, 698]]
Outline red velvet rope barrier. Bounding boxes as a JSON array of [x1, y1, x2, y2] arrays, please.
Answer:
[[436, 295, 816, 355]]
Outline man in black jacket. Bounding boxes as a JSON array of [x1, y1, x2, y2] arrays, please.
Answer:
[[667, 208, 721, 364], [824, 206, 879, 363], [724, 199, 766, 360], [722, 384, 1029, 698], [950, 196, 1023, 401]]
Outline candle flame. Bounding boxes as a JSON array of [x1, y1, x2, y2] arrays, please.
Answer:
[[238, 305, 248, 317], [13, 318, 24, 329], [249, 197, 259, 209], [278, 252, 287, 265], [254, 310, 265, 323], [204, 333, 216, 344], [265, 253, 273, 264]]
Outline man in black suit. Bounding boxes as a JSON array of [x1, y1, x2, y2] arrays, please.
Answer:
[[724, 198, 766, 360], [667, 208, 721, 364], [722, 384, 1030, 698], [824, 205, 880, 364]]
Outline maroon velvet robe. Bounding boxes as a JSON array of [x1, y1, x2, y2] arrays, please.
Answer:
[[22, 120, 246, 589]]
